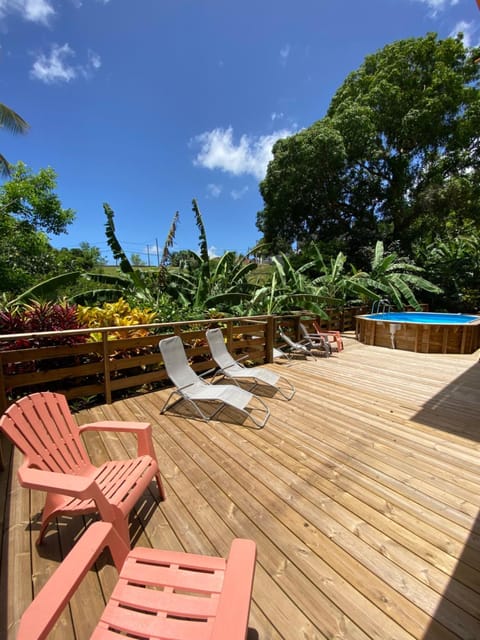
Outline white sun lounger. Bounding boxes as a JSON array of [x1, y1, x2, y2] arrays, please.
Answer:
[[159, 335, 270, 428], [206, 328, 295, 400]]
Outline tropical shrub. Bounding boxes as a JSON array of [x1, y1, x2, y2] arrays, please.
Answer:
[[0, 300, 88, 377], [414, 234, 480, 312], [0, 300, 87, 347], [77, 298, 158, 340], [357, 241, 442, 310]]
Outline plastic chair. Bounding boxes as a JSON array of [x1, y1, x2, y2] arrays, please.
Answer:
[[312, 320, 344, 352], [159, 335, 270, 428], [0, 391, 165, 546], [298, 323, 332, 356], [17, 521, 256, 640], [206, 328, 295, 400]]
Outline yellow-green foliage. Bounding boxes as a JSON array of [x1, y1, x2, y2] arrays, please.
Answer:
[[77, 298, 158, 341]]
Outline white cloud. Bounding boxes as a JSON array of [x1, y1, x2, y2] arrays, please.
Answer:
[[89, 50, 101, 69], [71, 0, 111, 7], [193, 126, 294, 180], [31, 43, 76, 83], [0, 0, 55, 24], [450, 21, 477, 48], [280, 43, 290, 65], [84, 48, 102, 74], [206, 183, 222, 198], [412, 0, 459, 17], [231, 186, 249, 200], [271, 111, 284, 122], [208, 246, 220, 258], [31, 43, 101, 83]]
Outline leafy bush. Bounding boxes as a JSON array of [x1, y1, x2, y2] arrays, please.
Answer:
[[77, 298, 158, 340], [0, 301, 88, 378], [0, 300, 87, 348]]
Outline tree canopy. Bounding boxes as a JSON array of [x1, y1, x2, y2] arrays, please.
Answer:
[[0, 162, 75, 294], [257, 33, 480, 265]]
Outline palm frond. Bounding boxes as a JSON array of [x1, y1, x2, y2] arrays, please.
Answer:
[[0, 103, 29, 135], [0, 152, 11, 177]]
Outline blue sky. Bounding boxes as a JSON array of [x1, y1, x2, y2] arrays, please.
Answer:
[[1, 0, 479, 264]]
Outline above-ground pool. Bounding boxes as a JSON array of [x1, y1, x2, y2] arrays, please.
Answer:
[[356, 311, 480, 353]]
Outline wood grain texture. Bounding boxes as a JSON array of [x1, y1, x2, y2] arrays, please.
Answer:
[[1, 335, 480, 639]]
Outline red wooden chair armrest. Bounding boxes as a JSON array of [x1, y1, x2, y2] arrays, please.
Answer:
[[17, 522, 126, 640], [18, 466, 116, 518], [78, 420, 151, 434], [18, 527, 256, 640], [211, 538, 257, 640], [18, 466, 95, 495], [79, 421, 156, 459]]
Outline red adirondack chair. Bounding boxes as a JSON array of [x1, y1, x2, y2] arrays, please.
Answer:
[[312, 320, 344, 352], [18, 521, 256, 640], [0, 391, 165, 546]]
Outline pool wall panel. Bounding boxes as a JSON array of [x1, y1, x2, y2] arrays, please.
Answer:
[[356, 316, 480, 353]]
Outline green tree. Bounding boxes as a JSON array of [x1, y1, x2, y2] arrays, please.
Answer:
[[0, 161, 74, 234], [56, 243, 107, 272], [0, 162, 75, 293], [0, 102, 29, 175], [130, 253, 146, 267], [257, 34, 480, 263]]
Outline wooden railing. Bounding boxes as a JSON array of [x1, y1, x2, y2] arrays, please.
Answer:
[[0, 307, 366, 413]]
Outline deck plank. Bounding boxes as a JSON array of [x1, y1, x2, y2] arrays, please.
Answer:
[[1, 337, 480, 639]]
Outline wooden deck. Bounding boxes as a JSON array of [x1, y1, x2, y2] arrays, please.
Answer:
[[1, 335, 480, 639]]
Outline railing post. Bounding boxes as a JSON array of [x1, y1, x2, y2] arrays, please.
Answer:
[[102, 331, 112, 404], [0, 353, 7, 414], [265, 315, 275, 363], [293, 315, 301, 342]]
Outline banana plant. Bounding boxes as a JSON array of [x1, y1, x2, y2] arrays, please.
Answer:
[[166, 199, 259, 313], [309, 248, 379, 308], [246, 254, 335, 316], [358, 240, 441, 310]]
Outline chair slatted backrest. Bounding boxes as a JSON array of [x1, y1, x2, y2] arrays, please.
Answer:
[[159, 336, 204, 391], [206, 328, 237, 370], [0, 392, 91, 473]]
